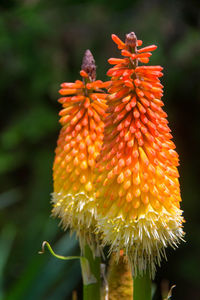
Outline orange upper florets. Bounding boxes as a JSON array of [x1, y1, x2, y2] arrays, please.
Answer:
[[96, 33, 181, 219], [53, 69, 108, 197]]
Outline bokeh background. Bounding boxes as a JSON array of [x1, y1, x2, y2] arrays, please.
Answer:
[[0, 0, 200, 299]]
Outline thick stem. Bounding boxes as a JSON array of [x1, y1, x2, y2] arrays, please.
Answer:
[[133, 271, 152, 300], [83, 245, 101, 300]]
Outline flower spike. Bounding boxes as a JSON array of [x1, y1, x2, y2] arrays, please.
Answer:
[[96, 32, 185, 277], [52, 50, 108, 254]]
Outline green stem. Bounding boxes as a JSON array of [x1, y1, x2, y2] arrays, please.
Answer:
[[133, 271, 152, 300], [82, 245, 101, 300]]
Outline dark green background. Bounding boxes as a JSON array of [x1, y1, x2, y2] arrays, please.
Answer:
[[0, 0, 200, 299]]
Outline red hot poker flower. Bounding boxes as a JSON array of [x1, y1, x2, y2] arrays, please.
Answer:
[[52, 50, 108, 253], [96, 32, 184, 277]]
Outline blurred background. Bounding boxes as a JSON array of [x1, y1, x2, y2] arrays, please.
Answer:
[[0, 0, 200, 299]]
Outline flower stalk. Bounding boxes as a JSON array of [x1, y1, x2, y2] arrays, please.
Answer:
[[133, 271, 152, 300], [83, 245, 101, 300], [104, 252, 133, 300]]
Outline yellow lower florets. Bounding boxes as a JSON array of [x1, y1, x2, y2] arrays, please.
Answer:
[[97, 203, 184, 277], [52, 191, 102, 255]]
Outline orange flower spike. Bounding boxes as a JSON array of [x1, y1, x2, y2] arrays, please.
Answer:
[[96, 32, 185, 277], [52, 50, 108, 253]]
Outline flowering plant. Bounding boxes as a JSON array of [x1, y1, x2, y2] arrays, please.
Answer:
[[41, 32, 185, 300]]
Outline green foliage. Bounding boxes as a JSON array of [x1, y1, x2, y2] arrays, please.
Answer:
[[0, 0, 200, 299]]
